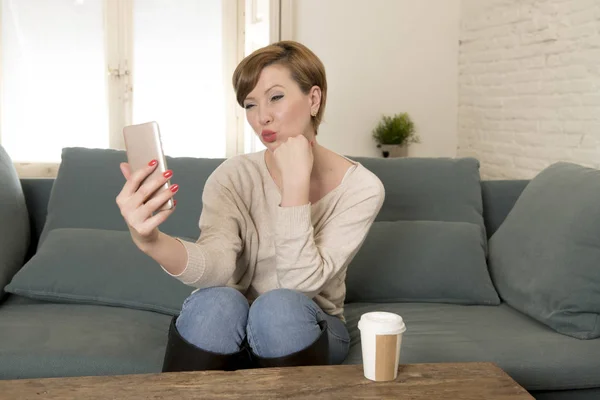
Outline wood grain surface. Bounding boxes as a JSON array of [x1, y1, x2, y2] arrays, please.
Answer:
[[0, 362, 534, 400]]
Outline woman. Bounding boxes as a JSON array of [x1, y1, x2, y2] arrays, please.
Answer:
[[116, 41, 385, 371]]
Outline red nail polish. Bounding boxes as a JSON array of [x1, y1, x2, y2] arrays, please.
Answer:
[[173, 199, 177, 206], [148, 159, 157, 166], [169, 184, 179, 193], [163, 170, 173, 178]]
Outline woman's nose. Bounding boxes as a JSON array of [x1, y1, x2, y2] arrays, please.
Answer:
[[259, 108, 273, 125]]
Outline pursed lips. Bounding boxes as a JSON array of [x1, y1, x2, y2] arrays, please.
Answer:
[[261, 130, 277, 142]]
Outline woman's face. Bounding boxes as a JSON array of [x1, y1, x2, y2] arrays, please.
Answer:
[[243, 64, 320, 151]]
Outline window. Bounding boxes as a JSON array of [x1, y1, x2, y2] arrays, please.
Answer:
[[132, 0, 226, 159], [0, 0, 281, 177], [243, 0, 269, 154], [0, 0, 109, 164]]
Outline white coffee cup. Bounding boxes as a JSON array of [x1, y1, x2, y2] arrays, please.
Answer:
[[358, 311, 407, 382]]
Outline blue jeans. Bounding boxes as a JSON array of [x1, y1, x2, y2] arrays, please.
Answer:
[[175, 287, 350, 365]]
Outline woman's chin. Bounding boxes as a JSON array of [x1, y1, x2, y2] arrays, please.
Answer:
[[262, 140, 281, 151], [267, 144, 280, 152]]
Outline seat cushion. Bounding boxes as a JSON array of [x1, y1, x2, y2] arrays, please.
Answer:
[[342, 302, 600, 391], [0, 297, 170, 379]]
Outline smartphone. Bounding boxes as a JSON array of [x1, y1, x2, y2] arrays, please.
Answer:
[[123, 121, 174, 211]]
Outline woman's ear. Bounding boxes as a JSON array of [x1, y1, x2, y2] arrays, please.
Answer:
[[308, 85, 322, 115]]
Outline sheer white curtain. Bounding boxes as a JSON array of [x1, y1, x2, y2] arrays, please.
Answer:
[[0, 0, 108, 163], [243, 0, 270, 154], [0, 0, 278, 173], [131, 0, 226, 159]]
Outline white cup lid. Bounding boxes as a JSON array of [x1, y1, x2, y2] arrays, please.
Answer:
[[358, 312, 406, 335]]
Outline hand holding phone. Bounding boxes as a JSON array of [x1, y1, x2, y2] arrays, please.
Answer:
[[116, 121, 178, 250]]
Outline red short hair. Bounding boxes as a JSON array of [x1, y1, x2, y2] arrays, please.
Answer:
[[232, 41, 327, 133]]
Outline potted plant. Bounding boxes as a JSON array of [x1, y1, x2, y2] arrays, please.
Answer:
[[372, 112, 420, 158]]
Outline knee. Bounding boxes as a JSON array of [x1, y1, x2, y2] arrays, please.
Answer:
[[176, 287, 249, 353], [247, 289, 311, 333], [249, 288, 310, 318], [179, 287, 249, 323], [247, 289, 320, 357]]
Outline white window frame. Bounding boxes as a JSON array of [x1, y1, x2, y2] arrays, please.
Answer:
[[104, 0, 134, 153], [278, 0, 293, 40], [2, 0, 285, 178]]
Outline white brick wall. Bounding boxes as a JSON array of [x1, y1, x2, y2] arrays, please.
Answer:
[[458, 0, 600, 179]]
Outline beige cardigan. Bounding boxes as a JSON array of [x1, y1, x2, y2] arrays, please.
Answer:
[[163, 150, 385, 320]]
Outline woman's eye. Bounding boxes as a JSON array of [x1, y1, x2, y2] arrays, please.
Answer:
[[271, 95, 283, 102], [244, 104, 255, 110]]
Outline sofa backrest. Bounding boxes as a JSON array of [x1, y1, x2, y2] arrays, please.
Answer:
[[19, 176, 530, 261], [19, 178, 54, 262], [481, 180, 529, 239]]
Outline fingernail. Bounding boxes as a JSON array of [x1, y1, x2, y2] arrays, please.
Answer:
[[169, 184, 179, 193], [173, 199, 177, 206], [148, 159, 157, 166], [163, 170, 173, 179]]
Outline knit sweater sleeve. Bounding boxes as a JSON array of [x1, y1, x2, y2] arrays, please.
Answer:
[[162, 174, 245, 288], [274, 174, 385, 298]]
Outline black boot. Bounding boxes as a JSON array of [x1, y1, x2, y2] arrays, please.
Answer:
[[251, 320, 330, 368], [161, 316, 253, 372]]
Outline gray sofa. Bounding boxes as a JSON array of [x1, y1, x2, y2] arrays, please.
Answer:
[[1, 146, 600, 400]]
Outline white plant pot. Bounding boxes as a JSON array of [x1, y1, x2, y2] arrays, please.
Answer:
[[379, 144, 408, 158]]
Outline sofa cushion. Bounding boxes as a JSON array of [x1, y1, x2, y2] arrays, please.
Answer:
[[352, 156, 487, 228], [17, 149, 497, 309], [342, 302, 600, 392], [5, 228, 194, 315], [489, 162, 600, 340], [37, 147, 224, 246], [0, 145, 30, 299], [345, 220, 499, 305], [345, 156, 499, 305], [6, 147, 222, 312], [0, 299, 170, 379]]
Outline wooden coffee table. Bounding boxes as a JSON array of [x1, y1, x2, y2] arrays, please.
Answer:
[[0, 362, 533, 399]]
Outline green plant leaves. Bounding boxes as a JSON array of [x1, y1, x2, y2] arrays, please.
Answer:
[[372, 113, 420, 145]]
